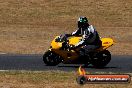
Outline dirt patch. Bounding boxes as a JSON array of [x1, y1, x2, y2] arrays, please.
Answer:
[[0, 25, 131, 55]]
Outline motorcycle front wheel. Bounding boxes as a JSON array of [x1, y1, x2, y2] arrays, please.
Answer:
[[43, 50, 62, 66]]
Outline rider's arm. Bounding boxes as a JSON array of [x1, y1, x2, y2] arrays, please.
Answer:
[[75, 39, 85, 47], [72, 28, 81, 35], [74, 25, 95, 47], [74, 34, 89, 48], [72, 30, 78, 35]]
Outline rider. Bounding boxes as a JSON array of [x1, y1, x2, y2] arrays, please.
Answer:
[[70, 16, 102, 56]]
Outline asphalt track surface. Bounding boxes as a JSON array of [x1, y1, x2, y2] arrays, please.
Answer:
[[0, 54, 131, 73]]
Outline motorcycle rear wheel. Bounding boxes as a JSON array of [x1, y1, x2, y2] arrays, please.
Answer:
[[43, 50, 61, 66], [91, 50, 111, 68]]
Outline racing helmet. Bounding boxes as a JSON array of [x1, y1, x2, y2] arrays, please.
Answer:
[[78, 16, 89, 28], [78, 16, 88, 23]]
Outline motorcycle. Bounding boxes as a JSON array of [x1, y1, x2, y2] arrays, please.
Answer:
[[43, 34, 114, 68]]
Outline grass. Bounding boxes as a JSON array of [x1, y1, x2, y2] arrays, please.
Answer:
[[0, 0, 131, 54], [0, 0, 131, 88], [0, 0, 131, 27], [0, 70, 131, 88], [0, 26, 131, 55], [0, 0, 131, 87]]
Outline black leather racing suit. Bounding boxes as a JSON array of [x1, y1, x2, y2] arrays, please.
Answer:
[[72, 25, 102, 56]]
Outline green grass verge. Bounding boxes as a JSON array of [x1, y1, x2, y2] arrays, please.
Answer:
[[0, 70, 131, 88]]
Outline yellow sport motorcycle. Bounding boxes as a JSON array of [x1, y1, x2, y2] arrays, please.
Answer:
[[43, 34, 114, 68]]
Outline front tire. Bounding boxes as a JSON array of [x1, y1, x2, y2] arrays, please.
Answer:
[[43, 51, 62, 66], [91, 50, 111, 68]]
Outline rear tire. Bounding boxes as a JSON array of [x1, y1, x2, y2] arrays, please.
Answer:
[[43, 51, 61, 66], [91, 50, 111, 68]]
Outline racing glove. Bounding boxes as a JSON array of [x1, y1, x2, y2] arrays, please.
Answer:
[[68, 44, 76, 50]]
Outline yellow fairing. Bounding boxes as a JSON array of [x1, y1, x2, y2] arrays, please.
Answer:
[[68, 37, 114, 50], [50, 36, 114, 63], [99, 38, 114, 51], [68, 37, 82, 45], [50, 36, 81, 62], [51, 36, 62, 49], [51, 36, 82, 49]]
